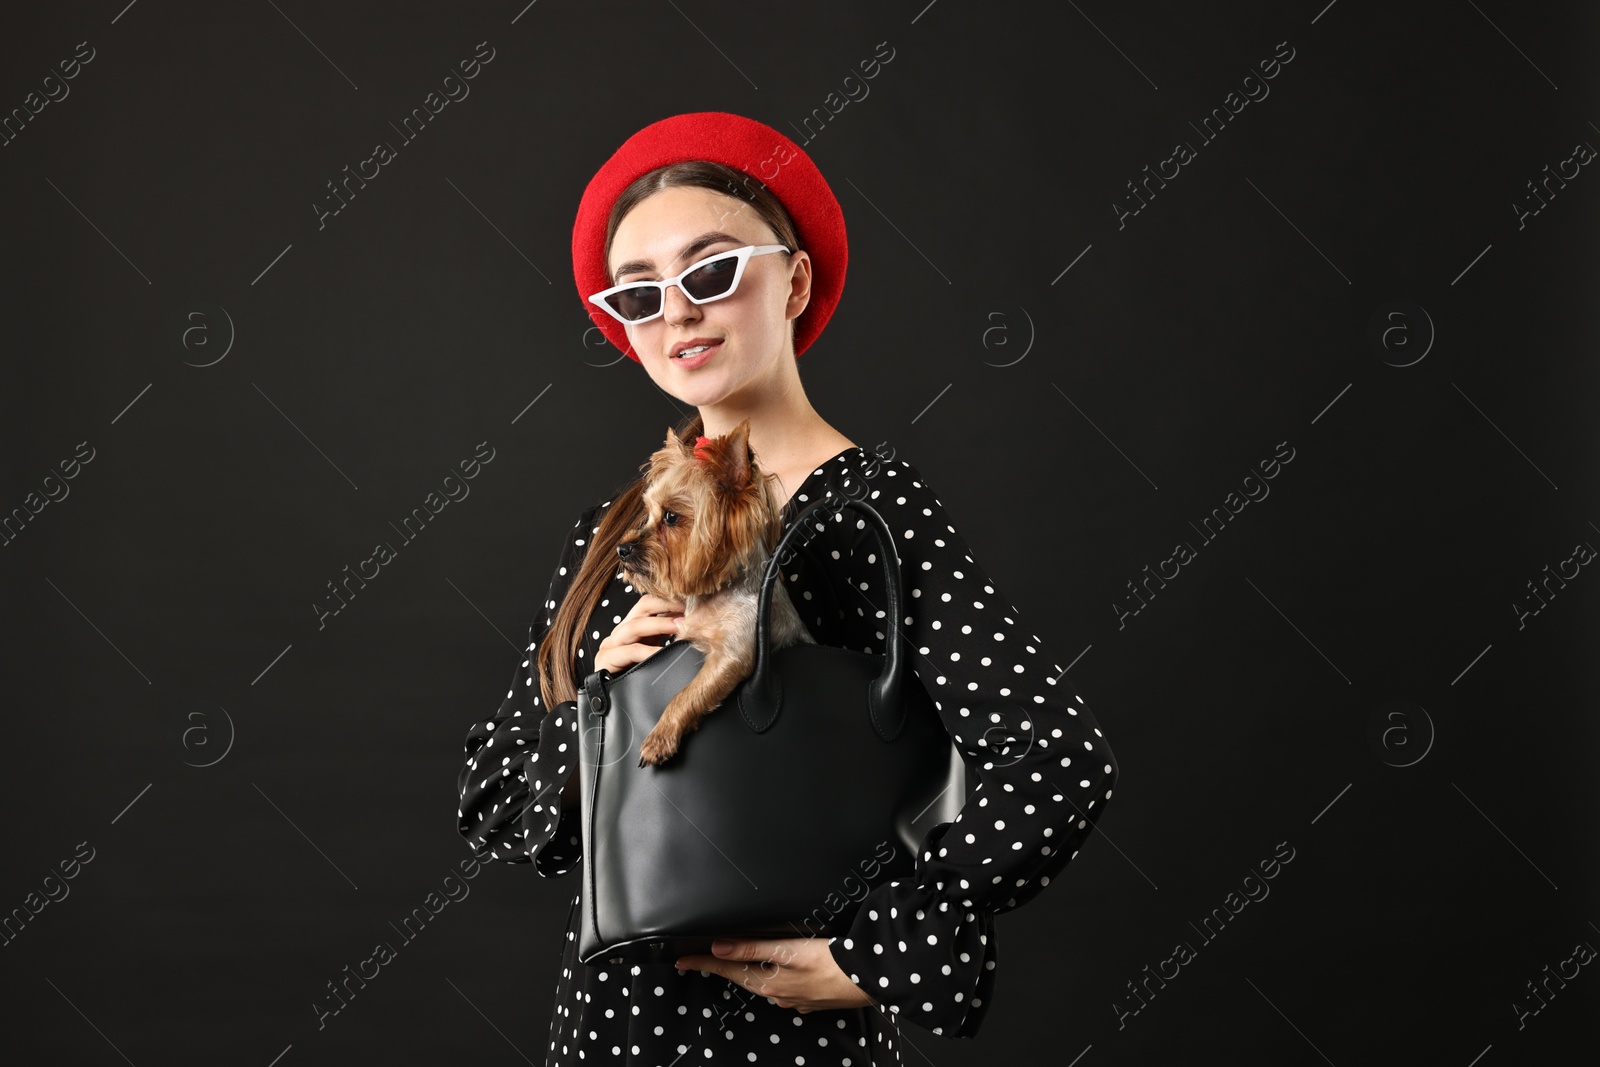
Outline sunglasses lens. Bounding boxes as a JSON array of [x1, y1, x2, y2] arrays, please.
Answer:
[[604, 286, 662, 322], [682, 254, 740, 301]]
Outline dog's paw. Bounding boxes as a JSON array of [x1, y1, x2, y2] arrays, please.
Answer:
[[638, 730, 680, 767]]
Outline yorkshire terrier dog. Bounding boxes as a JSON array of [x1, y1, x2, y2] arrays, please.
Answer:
[[616, 418, 816, 767]]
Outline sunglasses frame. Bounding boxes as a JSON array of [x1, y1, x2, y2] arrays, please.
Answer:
[[588, 243, 792, 326]]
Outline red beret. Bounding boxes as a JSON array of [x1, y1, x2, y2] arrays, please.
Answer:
[[571, 111, 848, 362]]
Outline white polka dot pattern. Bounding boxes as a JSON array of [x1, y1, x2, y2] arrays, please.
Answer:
[[455, 448, 1120, 1059], [457, 506, 592, 878], [809, 454, 1119, 1040]]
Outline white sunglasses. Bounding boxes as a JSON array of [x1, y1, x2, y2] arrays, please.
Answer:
[[588, 243, 791, 326]]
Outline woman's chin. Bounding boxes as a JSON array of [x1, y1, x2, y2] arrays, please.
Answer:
[[649, 347, 776, 406], [662, 371, 737, 406]]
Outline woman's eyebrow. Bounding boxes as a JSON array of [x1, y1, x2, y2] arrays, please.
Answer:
[[612, 231, 742, 283]]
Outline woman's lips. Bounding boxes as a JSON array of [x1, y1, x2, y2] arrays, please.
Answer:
[[670, 341, 720, 368]]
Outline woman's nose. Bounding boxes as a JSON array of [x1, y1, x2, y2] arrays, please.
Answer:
[[661, 282, 699, 325]]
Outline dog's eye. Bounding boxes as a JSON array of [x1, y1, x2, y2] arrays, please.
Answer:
[[661, 509, 681, 527]]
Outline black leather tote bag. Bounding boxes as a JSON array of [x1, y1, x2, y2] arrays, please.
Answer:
[[573, 496, 971, 966]]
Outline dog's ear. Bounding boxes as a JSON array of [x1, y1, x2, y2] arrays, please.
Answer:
[[663, 425, 684, 451]]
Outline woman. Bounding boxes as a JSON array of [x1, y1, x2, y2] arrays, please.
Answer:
[[457, 111, 1119, 1064]]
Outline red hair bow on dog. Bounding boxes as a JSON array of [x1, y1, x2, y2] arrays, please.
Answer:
[[693, 435, 714, 463]]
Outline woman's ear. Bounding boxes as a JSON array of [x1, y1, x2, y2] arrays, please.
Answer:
[[785, 251, 813, 322]]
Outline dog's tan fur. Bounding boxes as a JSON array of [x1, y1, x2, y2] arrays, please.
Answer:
[[617, 418, 816, 766]]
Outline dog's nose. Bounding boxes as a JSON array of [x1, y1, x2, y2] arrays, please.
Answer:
[[616, 542, 633, 560]]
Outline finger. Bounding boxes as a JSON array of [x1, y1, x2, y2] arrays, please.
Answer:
[[633, 594, 686, 617], [640, 591, 684, 617], [596, 638, 662, 674], [677, 956, 777, 999], [604, 616, 677, 653], [712, 937, 792, 965], [674, 955, 719, 976], [635, 615, 682, 636], [599, 621, 682, 671], [612, 640, 668, 666], [621, 616, 680, 648]]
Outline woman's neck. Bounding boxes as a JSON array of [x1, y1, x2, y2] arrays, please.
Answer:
[[697, 356, 853, 509]]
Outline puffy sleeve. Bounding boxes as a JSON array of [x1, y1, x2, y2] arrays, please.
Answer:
[[456, 504, 597, 876], [822, 459, 1120, 1038]]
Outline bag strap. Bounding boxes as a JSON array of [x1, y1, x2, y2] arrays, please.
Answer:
[[745, 495, 910, 741]]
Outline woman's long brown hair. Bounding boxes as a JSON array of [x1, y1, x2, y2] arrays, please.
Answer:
[[536, 160, 803, 712]]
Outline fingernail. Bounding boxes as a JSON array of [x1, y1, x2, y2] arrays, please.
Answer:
[[673, 617, 682, 630], [712, 938, 733, 954]]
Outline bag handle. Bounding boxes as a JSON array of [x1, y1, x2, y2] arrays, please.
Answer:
[[744, 496, 910, 741]]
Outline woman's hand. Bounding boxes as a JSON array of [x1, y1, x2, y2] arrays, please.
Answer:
[[674, 937, 879, 1013], [594, 593, 687, 675]]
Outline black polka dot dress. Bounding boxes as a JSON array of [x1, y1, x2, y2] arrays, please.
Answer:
[[458, 446, 1119, 1064]]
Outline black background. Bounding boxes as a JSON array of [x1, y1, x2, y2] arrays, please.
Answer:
[[2, 1, 1596, 1063]]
